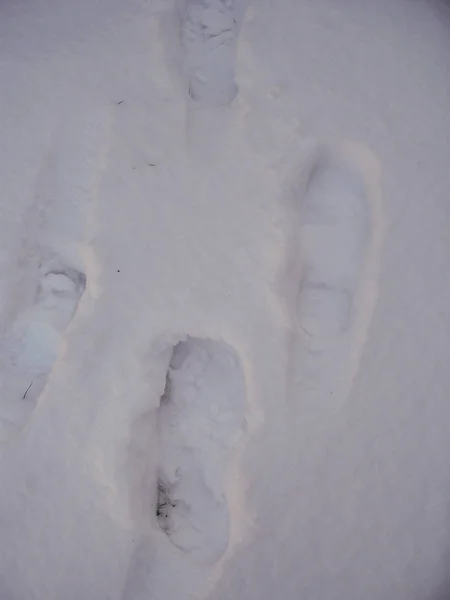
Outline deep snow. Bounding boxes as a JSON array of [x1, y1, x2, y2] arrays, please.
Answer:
[[0, 0, 450, 599]]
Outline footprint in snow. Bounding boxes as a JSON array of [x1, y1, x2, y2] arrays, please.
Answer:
[[155, 337, 246, 565], [0, 262, 85, 444], [0, 104, 111, 445], [180, 0, 248, 106], [288, 143, 383, 408]]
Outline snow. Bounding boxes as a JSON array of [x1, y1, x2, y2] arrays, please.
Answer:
[[0, 0, 450, 599]]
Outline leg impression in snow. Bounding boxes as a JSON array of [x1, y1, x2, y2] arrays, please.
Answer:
[[289, 143, 383, 407], [180, 0, 248, 106], [156, 337, 247, 565]]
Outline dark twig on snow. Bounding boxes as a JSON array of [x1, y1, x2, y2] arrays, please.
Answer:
[[22, 382, 33, 400]]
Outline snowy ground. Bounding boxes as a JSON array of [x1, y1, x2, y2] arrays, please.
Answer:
[[0, 1, 450, 599]]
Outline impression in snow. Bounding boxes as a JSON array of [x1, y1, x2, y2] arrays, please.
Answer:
[[296, 151, 370, 338], [156, 337, 246, 565], [180, 0, 248, 106], [0, 261, 85, 444], [0, 105, 111, 445], [287, 143, 382, 407]]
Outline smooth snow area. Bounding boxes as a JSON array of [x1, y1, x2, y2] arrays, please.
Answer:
[[0, 1, 450, 599]]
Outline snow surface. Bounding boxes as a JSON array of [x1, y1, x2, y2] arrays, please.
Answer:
[[0, 0, 450, 599]]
